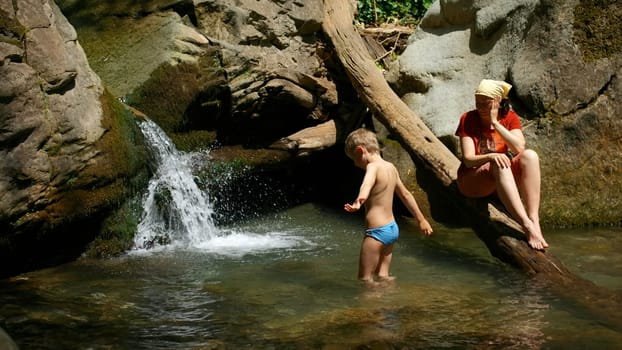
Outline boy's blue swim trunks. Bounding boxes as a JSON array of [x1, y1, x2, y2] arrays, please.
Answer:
[[365, 221, 399, 245]]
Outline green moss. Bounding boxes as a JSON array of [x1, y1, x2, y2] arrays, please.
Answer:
[[194, 158, 251, 189], [122, 59, 228, 152], [92, 89, 149, 187], [541, 155, 622, 227], [48, 89, 150, 256], [535, 112, 622, 227], [0, 9, 26, 41], [83, 196, 142, 258], [125, 61, 201, 133], [170, 130, 217, 152], [573, 0, 622, 61]]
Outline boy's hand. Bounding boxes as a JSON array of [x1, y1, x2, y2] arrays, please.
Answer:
[[344, 202, 360, 212], [419, 219, 433, 236], [344, 198, 364, 212]]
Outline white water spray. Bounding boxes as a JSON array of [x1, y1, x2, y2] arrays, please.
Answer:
[[133, 119, 312, 254], [133, 119, 217, 249]]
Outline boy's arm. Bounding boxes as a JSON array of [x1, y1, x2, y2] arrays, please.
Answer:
[[395, 176, 433, 235], [344, 163, 377, 212]]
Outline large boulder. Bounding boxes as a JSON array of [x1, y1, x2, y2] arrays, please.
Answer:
[[55, 0, 360, 224], [57, 0, 342, 150], [0, 0, 148, 277], [387, 0, 622, 225]]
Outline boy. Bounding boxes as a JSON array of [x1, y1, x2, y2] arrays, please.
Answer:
[[344, 128, 433, 283]]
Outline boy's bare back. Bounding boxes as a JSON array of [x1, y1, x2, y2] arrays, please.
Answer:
[[344, 127, 432, 235], [362, 158, 399, 229]]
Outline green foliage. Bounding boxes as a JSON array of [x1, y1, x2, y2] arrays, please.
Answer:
[[356, 0, 433, 26]]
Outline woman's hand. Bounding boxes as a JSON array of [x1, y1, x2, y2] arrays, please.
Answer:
[[488, 152, 511, 168], [489, 98, 500, 124]]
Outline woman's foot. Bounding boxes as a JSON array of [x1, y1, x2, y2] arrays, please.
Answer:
[[523, 221, 549, 251]]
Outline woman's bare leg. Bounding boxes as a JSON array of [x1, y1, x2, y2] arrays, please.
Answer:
[[516, 150, 548, 248], [493, 163, 547, 250]]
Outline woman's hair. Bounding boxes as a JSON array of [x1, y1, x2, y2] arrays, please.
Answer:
[[344, 128, 380, 158], [500, 98, 512, 116]]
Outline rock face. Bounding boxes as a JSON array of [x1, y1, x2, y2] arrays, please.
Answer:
[[387, 0, 622, 225], [55, 0, 358, 223], [0, 0, 147, 276], [57, 0, 343, 151]]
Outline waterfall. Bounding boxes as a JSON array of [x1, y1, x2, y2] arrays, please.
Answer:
[[132, 118, 313, 255], [133, 119, 217, 250]]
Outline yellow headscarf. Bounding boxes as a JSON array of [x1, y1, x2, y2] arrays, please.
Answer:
[[475, 79, 512, 99]]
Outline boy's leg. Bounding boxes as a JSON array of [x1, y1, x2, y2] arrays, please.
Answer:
[[375, 244, 394, 279], [358, 236, 383, 281]]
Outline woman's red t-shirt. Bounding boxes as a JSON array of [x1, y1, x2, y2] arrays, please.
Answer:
[[455, 110, 522, 155]]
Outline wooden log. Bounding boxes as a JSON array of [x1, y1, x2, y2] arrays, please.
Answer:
[[323, 0, 459, 186], [269, 119, 337, 154], [322, 0, 622, 330], [322, 0, 536, 268]]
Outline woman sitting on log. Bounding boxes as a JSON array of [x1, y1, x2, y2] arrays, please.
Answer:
[[455, 79, 549, 251]]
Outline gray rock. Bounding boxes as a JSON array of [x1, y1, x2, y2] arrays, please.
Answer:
[[388, 0, 622, 225], [0, 0, 147, 276]]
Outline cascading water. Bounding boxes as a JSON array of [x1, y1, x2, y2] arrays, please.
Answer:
[[133, 119, 217, 250], [132, 119, 312, 254]]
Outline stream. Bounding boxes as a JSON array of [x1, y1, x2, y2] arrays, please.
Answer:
[[0, 120, 620, 349]]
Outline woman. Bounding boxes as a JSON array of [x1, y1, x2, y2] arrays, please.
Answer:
[[455, 79, 548, 250]]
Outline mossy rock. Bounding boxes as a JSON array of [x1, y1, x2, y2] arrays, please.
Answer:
[[573, 0, 622, 61]]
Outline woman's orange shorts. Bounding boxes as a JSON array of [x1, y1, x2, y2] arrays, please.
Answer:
[[456, 153, 523, 198]]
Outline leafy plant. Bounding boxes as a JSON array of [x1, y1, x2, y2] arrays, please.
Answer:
[[356, 0, 433, 26]]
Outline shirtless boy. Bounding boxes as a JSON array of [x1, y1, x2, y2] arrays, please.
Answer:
[[344, 128, 433, 283]]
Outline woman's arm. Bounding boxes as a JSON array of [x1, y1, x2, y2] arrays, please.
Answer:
[[461, 136, 489, 168], [490, 100, 526, 153], [492, 122, 525, 154], [460, 136, 512, 169]]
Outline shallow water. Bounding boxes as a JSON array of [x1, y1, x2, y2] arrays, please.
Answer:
[[1, 203, 621, 349]]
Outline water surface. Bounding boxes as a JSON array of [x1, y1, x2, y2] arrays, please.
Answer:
[[1, 203, 621, 349]]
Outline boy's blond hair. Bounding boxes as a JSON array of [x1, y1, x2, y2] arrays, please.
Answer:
[[344, 128, 380, 158]]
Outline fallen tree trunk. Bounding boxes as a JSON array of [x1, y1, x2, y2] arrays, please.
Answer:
[[322, 0, 622, 330], [269, 120, 337, 155]]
